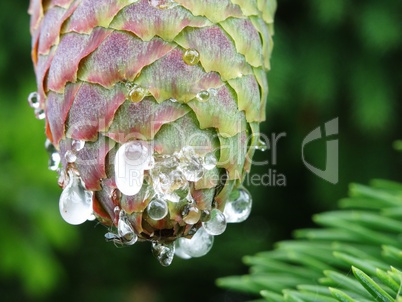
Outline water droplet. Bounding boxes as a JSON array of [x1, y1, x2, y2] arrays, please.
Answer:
[[196, 90, 210, 102], [147, 198, 169, 220], [88, 214, 96, 221], [148, 0, 178, 9], [72, 140, 85, 152], [203, 152, 217, 170], [65, 150, 77, 163], [224, 187, 252, 223], [183, 49, 200, 66], [257, 139, 267, 151], [27, 92, 40, 109], [45, 139, 61, 171], [168, 98, 177, 103], [202, 209, 226, 235], [127, 83, 147, 103], [117, 211, 137, 245], [34, 108, 46, 120], [59, 170, 93, 225], [174, 240, 192, 259], [208, 88, 218, 97], [115, 141, 152, 196], [177, 146, 204, 182], [176, 227, 214, 257], [182, 204, 201, 224], [152, 242, 175, 266]]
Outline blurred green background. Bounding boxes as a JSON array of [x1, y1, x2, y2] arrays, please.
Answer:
[[0, 0, 401, 301]]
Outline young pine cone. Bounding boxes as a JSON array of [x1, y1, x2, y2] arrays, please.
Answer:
[[28, 0, 276, 266]]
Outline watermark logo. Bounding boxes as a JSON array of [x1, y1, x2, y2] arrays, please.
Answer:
[[301, 117, 338, 184]]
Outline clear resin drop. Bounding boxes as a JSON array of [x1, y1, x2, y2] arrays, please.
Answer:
[[176, 227, 214, 258], [196, 90, 210, 102], [45, 139, 61, 171], [147, 198, 169, 220], [224, 187, 252, 223], [174, 240, 192, 259], [27, 92, 40, 109], [65, 150, 77, 163], [59, 170, 93, 225], [203, 152, 217, 170], [72, 139, 85, 152], [202, 208, 227, 235], [183, 49, 200, 66], [152, 242, 175, 266], [114, 141, 151, 196], [177, 146, 204, 182], [117, 211, 138, 245]]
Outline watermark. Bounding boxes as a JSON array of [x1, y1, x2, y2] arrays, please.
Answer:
[[62, 116, 339, 187], [302, 117, 338, 184]]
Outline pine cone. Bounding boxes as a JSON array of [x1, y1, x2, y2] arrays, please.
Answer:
[[28, 0, 276, 266]]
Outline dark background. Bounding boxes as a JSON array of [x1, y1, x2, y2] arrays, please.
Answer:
[[1, 0, 401, 301]]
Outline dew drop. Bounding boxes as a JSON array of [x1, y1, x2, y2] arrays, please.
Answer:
[[34, 108, 46, 120], [196, 90, 210, 102], [45, 139, 61, 171], [59, 170, 93, 225], [183, 49, 200, 66], [152, 242, 175, 266], [72, 139, 85, 152], [168, 98, 177, 103], [257, 139, 267, 151], [27, 92, 40, 109], [65, 150, 77, 163], [148, 0, 178, 9], [203, 152, 217, 170], [117, 211, 137, 245], [115, 141, 152, 196], [147, 198, 169, 220], [202, 209, 227, 235], [224, 187, 252, 223], [176, 227, 214, 257]]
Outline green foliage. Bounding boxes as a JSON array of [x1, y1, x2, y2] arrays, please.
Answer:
[[217, 179, 402, 301]]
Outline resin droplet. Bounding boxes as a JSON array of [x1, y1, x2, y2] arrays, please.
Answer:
[[117, 211, 137, 245], [127, 83, 147, 103], [224, 187, 252, 223], [203, 152, 217, 170], [147, 198, 169, 221], [35, 109, 46, 120], [182, 204, 201, 224], [196, 90, 210, 102], [114, 141, 152, 196], [65, 150, 77, 163], [174, 240, 192, 259], [202, 209, 227, 235], [176, 227, 214, 258], [257, 139, 267, 151], [72, 139, 85, 152], [183, 49, 200, 66], [149, 0, 178, 9], [27, 92, 40, 109], [45, 139, 61, 171], [177, 146, 204, 182], [59, 170, 93, 225], [152, 242, 175, 266]]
